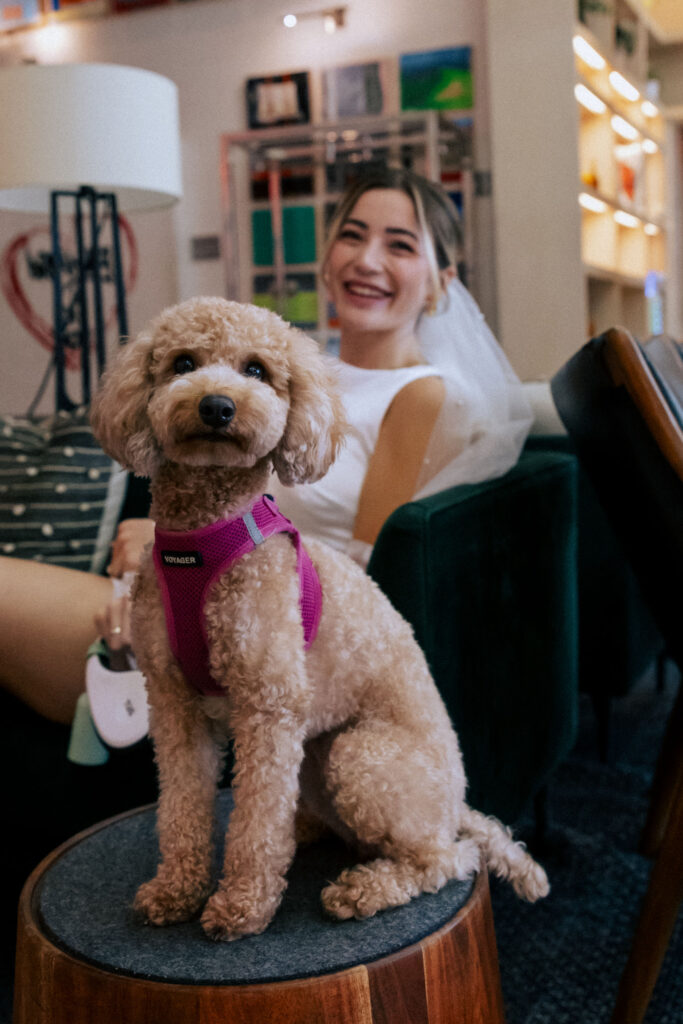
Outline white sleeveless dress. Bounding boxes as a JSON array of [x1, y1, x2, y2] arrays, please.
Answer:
[[269, 361, 441, 554]]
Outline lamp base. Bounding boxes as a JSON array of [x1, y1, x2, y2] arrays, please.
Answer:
[[50, 186, 128, 411]]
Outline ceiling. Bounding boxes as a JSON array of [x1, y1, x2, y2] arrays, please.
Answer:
[[628, 0, 683, 45]]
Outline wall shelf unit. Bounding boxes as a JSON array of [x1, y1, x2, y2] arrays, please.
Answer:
[[219, 111, 473, 350], [574, 13, 668, 339]]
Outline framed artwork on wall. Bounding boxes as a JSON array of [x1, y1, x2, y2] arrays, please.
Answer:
[[400, 46, 473, 111], [0, 0, 39, 30], [245, 71, 311, 129], [322, 60, 398, 120]]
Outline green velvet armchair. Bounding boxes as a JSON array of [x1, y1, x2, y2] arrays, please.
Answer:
[[368, 449, 579, 824]]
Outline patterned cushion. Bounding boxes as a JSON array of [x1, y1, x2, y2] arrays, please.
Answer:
[[0, 407, 128, 573]]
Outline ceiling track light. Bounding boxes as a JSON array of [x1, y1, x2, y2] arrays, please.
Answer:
[[283, 6, 347, 31]]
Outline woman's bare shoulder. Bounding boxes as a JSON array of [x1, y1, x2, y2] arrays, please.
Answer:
[[385, 372, 446, 423]]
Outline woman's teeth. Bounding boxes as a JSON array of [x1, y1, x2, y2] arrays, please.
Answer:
[[346, 283, 389, 297]]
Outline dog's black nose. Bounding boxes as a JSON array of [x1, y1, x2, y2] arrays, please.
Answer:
[[199, 394, 236, 429]]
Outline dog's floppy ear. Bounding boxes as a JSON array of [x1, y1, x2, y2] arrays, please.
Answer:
[[90, 329, 160, 477], [272, 327, 347, 486]]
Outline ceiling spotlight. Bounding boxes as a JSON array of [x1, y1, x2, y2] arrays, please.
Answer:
[[282, 6, 346, 31], [323, 7, 346, 30]]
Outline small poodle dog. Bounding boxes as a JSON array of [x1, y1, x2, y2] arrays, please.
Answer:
[[91, 296, 549, 942]]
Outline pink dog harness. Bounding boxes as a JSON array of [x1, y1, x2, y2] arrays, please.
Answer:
[[153, 495, 322, 697]]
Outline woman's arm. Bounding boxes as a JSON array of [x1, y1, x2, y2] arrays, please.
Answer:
[[352, 374, 447, 549], [0, 556, 114, 724], [0, 518, 154, 725]]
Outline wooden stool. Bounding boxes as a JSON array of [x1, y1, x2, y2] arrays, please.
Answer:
[[15, 791, 505, 1023]]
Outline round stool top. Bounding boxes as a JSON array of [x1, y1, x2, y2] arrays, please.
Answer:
[[36, 790, 474, 985]]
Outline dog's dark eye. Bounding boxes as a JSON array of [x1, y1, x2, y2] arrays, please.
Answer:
[[173, 354, 195, 375], [244, 361, 267, 382]]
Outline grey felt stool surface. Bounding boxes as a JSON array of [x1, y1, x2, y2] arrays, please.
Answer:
[[37, 789, 474, 985]]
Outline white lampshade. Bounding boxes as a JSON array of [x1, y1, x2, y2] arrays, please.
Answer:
[[0, 63, 182, 212]]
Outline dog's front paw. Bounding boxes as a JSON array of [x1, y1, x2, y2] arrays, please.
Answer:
[[200, 881, 282, 941], [134, 875, 209, 926]]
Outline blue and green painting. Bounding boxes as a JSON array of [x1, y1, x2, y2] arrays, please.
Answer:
[[400, 47, 473, 111]]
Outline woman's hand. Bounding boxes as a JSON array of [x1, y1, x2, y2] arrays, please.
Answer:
[[107, 518, 155, 578], [94, 518, 154, 653], [94, 588, 133, 653]]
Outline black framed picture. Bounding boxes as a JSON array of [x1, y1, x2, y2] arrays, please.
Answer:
[[245, 71, 311, 129]]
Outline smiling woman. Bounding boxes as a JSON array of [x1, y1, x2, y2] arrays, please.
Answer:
[[270, 167, 532, 566]]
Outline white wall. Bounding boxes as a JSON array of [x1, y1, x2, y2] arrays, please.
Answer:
[[485, 0, 587, 381], [0, 0, 494, 413]]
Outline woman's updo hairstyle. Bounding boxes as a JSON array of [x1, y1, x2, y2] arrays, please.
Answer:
[[322, 166, 463, 307]]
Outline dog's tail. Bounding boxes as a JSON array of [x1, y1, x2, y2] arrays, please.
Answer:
[[459, 806, 550, 902]]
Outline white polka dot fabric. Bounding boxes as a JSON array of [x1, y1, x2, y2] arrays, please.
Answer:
[[0, 407, 127, 572]]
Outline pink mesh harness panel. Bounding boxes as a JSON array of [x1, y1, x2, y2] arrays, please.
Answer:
[[153, 495, 323, 696]]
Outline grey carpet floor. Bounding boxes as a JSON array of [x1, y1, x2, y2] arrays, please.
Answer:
[[491, 665, 682, 1024]]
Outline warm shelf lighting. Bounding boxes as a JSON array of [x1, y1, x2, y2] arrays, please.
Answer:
[[579, 192, 608, 213], [611, 115, 639, 141], [641, 100, 659, 118], [614, 210, 640, 228], [573, 35, 606, 70], [642, 138, 659, 155], [609, 70, 640, 102], [644, 222, 660, 236], [575, 83, 607, 114]]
